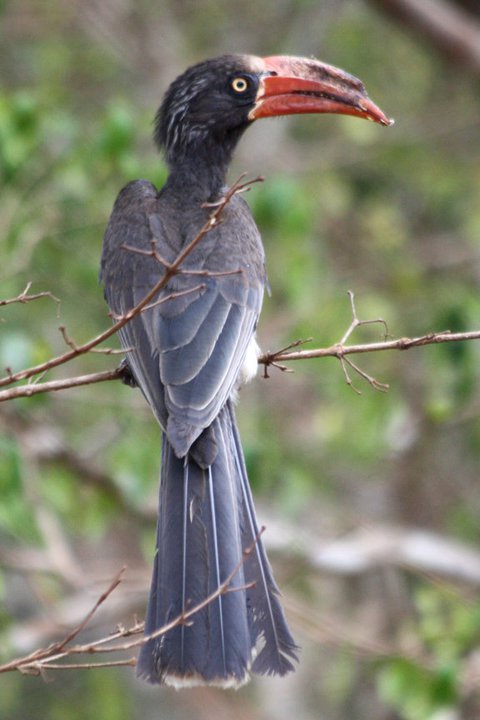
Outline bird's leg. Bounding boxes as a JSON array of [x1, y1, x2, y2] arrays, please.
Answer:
[[118, 358, 138, 388]]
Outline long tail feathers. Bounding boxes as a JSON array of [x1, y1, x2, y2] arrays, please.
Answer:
[[224, 402, 298, 676], [136, 401, 298, 687]]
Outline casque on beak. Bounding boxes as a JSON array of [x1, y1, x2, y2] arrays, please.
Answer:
[[249, 55, 393, 127]]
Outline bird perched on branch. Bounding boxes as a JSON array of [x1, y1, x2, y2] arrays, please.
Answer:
[[100, 53, 392, 688]]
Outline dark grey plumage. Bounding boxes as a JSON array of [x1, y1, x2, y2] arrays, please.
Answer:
[[101, 47, 392, 689], [101, 55, 297, 687]]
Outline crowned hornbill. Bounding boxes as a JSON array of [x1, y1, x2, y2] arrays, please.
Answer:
[[101, 54, 392, 688]]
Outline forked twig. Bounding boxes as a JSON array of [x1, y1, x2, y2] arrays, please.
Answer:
[[262, 338, 312, 378], [262, 292, 392, 393], [0, 528, 265, 675], [334, 292, 390, 394], [0, 282, 60, 310], [0, 567, 127, 675], [0, 175, 261, 392], [339, 291, 389, 345]]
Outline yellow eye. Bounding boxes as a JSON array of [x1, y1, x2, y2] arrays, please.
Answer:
[[231, 76, 249, 93]]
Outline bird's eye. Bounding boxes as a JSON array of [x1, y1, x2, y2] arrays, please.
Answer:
[[231, 76, 249, 93]]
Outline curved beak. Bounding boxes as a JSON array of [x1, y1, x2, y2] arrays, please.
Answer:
[[249, 55, 393, 127]]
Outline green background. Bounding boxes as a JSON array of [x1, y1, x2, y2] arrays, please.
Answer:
[[1, 1, 480, 718]]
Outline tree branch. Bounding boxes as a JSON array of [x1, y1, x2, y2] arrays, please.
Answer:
[[0, 175, 261, 391], [0, 528, 263, 675], [2, 327, 479, 402], [368, 0, 480, 74], [260, 290, 479, 391], [0, 282, 60, 309], [0, 567, 127, 675], [260, 328, 480, 364], [2, 182, 479, 403], [0, 368, 123, 401], [4, 520, 479, 677]]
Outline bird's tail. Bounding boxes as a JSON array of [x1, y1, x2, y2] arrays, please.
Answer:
[[136, 400, 298, 688]]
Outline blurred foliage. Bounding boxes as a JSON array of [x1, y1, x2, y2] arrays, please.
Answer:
[[1, 1, 480, 719], [378, 584, 480, 720]]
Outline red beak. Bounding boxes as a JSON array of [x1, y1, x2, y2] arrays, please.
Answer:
[[249, 55, 393, 127]]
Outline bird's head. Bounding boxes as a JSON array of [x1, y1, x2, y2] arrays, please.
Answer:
[[155, 53, 393, 167]]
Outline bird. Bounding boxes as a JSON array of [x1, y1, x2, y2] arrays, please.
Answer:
[[100, 53, 392, 689]]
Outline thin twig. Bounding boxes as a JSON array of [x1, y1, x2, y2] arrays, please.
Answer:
[[260, 291, 479, 392], [0, 567, 126, 674], [172, 174, 263, 270], [3, 327, 480, 402], [259, 329, 480, 365], [0, 528, 265, 675], [94, 526, 263, 654], [119, 242, 243, 280], [59, 325, 78, 351], [107, 284, 208, 320], [0, 282, 60, 309], [340, 356, 390, 395], [88, 347, 134, 355], [262, 338, 311, 378], [0, 175, 261, 390], [339, 290, 389, 345], [0, 369, 123, 401], [30, 659, 137, 672]]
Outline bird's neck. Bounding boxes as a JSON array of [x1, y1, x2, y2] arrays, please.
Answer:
[[162, 128, 245, 203], [163, 158, 227, 203]]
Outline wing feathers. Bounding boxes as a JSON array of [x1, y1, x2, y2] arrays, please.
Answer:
[[160, 293, 231, 385], [101, 181, 265, 453]]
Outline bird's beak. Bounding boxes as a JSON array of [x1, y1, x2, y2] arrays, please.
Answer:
[[249, 55, 393, 127]]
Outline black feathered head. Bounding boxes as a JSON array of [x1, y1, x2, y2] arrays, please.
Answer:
[[155, 55, 263, 165], [154, 53, 392, 167]]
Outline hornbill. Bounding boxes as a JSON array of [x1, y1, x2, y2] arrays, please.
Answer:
[[101, 54, 392, 688]]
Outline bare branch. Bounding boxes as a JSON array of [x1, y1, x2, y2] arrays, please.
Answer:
[[265, 519, 480, 586], [339, 290, 389, 345], [259, 328, 480, 368], [50, 567, 127, 653], [0, 567, 127, 675], [2, 325, 480, 402], [260, 291, 479, 391], [3, 518, 480, 679], [0, 368, 123, 401], [0, 528, 264, 675], [368, 0, 480, 75], [26, 659, 137, 672], [0, 282, 60, 309], [95, 526, 263, 655], [2, 202, 479, 403], [173, 173, 263, 269], [59, 325, 78, 351], [88, 347, 134, 355], [120, 239, 243, 282], [339, 356, 390, 395], [0, 175, 261, 391], [262, 338, 311, 378]]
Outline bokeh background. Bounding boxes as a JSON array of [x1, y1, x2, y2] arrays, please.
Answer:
[[1, 1, 480, 718]]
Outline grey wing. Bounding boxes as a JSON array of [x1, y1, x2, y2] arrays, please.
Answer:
[[101, 179, 264, 457], [140, 273, 263, 457], [115, 280, 169, 427], [101, 180, 168, 426]]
